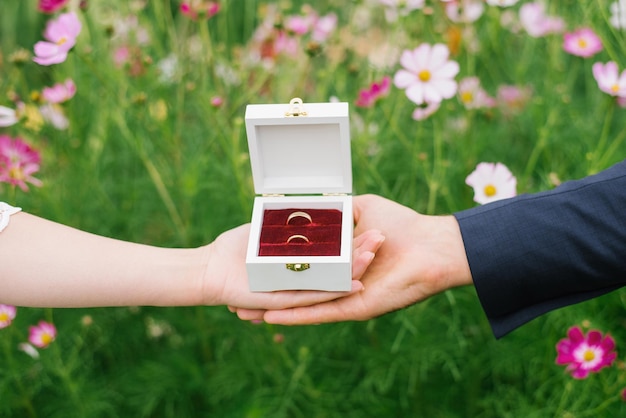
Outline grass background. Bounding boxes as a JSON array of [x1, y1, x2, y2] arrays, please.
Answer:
[[1, 0, 626, 416]]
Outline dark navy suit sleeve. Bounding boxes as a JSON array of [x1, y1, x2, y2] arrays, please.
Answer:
[[454, 160, 626, 338]]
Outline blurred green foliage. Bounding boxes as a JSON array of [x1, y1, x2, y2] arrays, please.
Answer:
[[1, 0, 625, 416]]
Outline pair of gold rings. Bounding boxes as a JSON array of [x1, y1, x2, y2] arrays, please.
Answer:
[[286, 211, 312, 244], [286, 211, 312, 225]]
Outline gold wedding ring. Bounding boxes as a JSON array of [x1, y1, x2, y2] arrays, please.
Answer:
[[286, 211, 312, 225], [286, 234, 310, 243]]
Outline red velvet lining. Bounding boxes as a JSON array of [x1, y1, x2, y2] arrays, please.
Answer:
[[258, 208, 342, 256]]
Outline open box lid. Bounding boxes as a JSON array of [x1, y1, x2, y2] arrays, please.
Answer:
[[245, 98, 352, 195]]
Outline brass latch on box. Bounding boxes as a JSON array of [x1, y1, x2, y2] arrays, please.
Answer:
[[285, 97, 307, 117], [286, 263, 310, 272]]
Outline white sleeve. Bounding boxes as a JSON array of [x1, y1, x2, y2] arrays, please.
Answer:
[[0, 202, 21, 233]]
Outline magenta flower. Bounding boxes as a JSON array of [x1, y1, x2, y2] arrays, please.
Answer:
[[355, 76, 391, 108], [592, 61, 626, 97], [556, 326, 617, 379], [519, 2, 565, 38], [0, 304, 17, 329], [0, 135, 43, 191], [563, 28, 603, 58], [42, 79, 77, 103], [28, 321, 57, 348], [210, 96, 224, 107], [394, 43, 459, 105], [38, 0, 69, 13], [33, 11, 82, 66], [180, 1, 220, 20], [465, 162, 517, 204]]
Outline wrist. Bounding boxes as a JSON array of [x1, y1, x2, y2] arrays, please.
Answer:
[[438, 215, 473, 290]]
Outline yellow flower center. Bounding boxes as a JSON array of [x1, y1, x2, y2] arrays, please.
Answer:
[[41, 333, 54, 346], [484, 184, 497, 197], [56, 37, 67, 46], [577, 39, 587, 49], [0, 312, 9, 322], [461, 91, 473, 103], [583, 349, 596, 362], [611, 84, 619, 93], [418, 70, 431, 82], [9, 166, 25, 181]]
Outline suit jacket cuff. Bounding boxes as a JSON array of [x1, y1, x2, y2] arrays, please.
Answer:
[[454, 160, 626, 338]]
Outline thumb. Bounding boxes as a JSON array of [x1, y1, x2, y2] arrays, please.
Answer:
[[353, 194, 371, 229]]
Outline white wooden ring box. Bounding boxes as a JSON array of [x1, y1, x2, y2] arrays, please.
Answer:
[[245, 98, 353, 291]]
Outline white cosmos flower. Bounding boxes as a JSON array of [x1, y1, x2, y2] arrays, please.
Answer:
[[465, 162, 517, 205], [0, 106, 18, 127], [394, 43, 459, 105]]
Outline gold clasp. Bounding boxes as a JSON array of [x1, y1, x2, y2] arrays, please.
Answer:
[[286, 263, 310, 272], [285, 97, 307, 117]]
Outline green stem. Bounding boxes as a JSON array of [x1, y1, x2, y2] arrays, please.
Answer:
[[522, 106, 559, 181], [113, 113, 188, 243], [426, 120, 444, 215], [2, 333, 37, 418], [588, 99, 616, 174], [51, 341, 87, 417]]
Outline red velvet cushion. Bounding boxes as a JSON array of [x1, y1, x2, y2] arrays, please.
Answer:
[[258, 208, 342, 256]]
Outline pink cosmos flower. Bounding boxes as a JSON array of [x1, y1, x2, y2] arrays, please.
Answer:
[[412, 102, 441, 121], [592, 61, 626, 97], [394, 43, 459, 105], [311, 13, 337, 43], [458, 77, 496, 109], [496, 84, 532, 113], [273, 31, 299, 57], [556, 326, 617, 379], [519, 3, 565, 38], [33, 11, 82, 66], [38, 0, 69, 13], [42, 79, 77, 103], [180, 1, 220, 20], [285, 15, 313, 35], [0, 135, 43, 191], [445, 0, 485, 23], [563, 28, 603, 58], [210, 96, 224, 107], [465, 162, 517, 204], [28, 321, 57, 348], [486, 0, 519, 6], [355, 76, 391, 108], [0, 304, 17, 329]]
